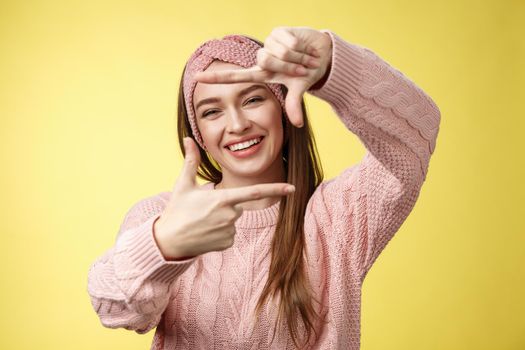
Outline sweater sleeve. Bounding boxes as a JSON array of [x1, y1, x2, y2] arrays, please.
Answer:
[[306, 30, 441, 283], [86, 193, 197, 334]]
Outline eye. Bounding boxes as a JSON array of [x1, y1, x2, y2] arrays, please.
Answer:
[[245, 96, 264, 104], [202, 109, 218, 118], [201, 97, 264, 118]]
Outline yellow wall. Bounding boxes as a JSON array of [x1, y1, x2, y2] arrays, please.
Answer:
[[1, 0, 523, 349]]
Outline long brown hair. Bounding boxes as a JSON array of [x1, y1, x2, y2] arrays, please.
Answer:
[[176, 38, 326, 348]]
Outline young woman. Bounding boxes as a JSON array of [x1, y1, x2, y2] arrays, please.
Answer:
[[87, 26, 441, 349]]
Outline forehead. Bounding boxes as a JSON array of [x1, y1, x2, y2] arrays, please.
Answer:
[[193, 61, 266, 104]]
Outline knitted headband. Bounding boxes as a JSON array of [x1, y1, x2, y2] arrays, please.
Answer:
[[182, 34, 286, 150]]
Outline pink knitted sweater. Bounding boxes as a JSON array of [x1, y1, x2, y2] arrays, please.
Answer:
[[87, 30, 440, 349]]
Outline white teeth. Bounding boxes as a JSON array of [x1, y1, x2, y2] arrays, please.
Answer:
[[228, 137, 261, 151]]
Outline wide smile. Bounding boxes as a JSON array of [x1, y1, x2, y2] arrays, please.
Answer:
[[224, 136, 265, 159]]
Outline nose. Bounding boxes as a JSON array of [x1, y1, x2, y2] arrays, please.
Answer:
[[225, 108, 252, 134]]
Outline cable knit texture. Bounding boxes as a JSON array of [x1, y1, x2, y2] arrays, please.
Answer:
[[87, 29, 441, 349]]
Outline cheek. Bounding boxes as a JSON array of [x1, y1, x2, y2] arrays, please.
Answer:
[[269, 112, 284, 142], [198, 122, 229, 166], [197, 121, 221, 146], [257, 103, 283, 128]]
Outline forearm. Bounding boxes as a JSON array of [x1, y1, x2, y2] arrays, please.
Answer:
[[308, 29, 441, 182], [306, 30, 441, 281], [87, 213, 196, 332]]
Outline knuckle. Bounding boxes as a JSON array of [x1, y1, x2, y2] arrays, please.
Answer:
[[234, 205, 243, 217], [217, 220, 230, 230], [300, 53, 309, 64], [185, 157, 196, 166], [289, 37, 300, 51], [227, 232, 235, 246], [250, 188, 262, 200], [259, 70, 273, 80], [258, 50, 270, 65], [275, 45, 287, 60], [226, 210, 237, 224], [214, 208, 235, 225], [221, 236, 234, 249]]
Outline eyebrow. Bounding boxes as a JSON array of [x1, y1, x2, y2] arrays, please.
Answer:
[[195, 84, 267, 111]]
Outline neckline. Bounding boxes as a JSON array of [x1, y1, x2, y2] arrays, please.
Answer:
[[202, 182, 281, 228]]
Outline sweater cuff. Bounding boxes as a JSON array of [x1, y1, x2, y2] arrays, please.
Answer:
[[307, 29, 365, 113], [114, 213, 197, 285]]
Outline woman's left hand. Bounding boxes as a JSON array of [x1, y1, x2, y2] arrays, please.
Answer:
[[194, 26, 333, 128]]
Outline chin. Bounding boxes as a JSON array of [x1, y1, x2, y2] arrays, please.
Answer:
[[221, 151, 281, 179], [225, 160, 273, 177]]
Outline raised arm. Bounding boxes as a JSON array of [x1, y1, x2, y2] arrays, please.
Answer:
[[86, 194, 197, 333], [307, 30, 441, 282]]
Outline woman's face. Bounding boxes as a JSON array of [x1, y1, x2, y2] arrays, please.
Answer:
[[193, 60, 284, 180]]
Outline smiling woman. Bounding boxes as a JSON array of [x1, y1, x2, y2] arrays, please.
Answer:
[[192, 61, 288, 201], [86, 26, 441, 350]]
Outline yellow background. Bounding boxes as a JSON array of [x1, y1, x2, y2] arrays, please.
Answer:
[[1, 0, 523, 349]]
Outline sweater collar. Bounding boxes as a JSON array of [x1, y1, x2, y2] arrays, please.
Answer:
[[202, 182, 280, 229]]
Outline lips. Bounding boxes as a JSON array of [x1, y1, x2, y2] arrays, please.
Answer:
[[225, 136, 264, 159], [224, 135, 264, 148]]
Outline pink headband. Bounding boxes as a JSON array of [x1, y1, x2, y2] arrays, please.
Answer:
[[183, 34, 286, 150]]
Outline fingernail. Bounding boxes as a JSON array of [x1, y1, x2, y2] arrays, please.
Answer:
[[285, 185, 295, 193]]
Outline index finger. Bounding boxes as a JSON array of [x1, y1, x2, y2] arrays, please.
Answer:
[[194, 66, 269, 84], [218, 183, 295, 205]]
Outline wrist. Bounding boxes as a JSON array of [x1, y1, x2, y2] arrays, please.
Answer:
[[152, 217, 176, 258], [309, 32, 332, 90], [310, 61, 331, 90], [153, 217, 194, 261]]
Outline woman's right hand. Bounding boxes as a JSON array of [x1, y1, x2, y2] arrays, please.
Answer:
[[152, 137, 295, 260]]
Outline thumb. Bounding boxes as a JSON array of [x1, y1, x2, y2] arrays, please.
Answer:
[[284, 86, 305, 128], [175, 137, 201, 191]]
